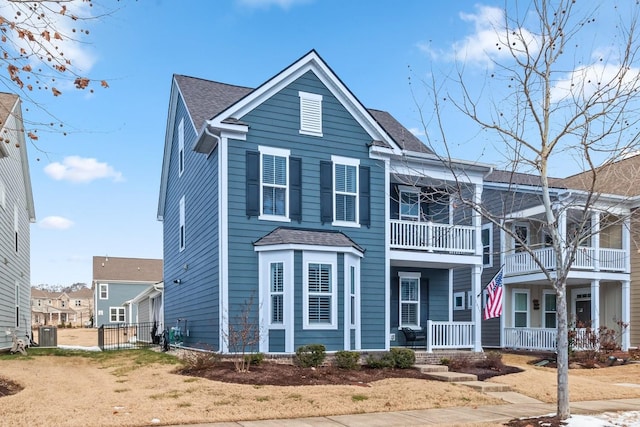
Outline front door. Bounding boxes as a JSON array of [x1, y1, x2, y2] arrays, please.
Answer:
[[575, 299, 591, 326]]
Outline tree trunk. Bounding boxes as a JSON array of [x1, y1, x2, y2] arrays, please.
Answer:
[[556, 282, 570, 419]]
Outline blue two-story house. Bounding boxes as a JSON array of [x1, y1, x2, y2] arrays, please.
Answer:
[[158, 50, 491, 354]]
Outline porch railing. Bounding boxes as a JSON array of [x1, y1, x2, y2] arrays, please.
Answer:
[[390, 220, 476, 254], [503, 327, 598, 351], [505, 247, 627, 276], [425, 320, 475, 352]]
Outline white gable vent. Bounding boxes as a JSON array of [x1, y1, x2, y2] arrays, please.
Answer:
[[299, 91, 323, 136]]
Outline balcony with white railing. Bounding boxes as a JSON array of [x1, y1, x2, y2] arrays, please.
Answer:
[[389, 220, 476, 254], [504, 246, 627, 276]]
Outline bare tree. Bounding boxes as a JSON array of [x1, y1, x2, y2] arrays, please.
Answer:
[[414, 0, 640, 419], [0, 0, 110, 143]]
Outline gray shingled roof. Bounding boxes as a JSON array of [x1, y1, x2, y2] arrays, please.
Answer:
[[174, 74, 430, 154], [254, 227, 364, 253], [92, 256, 163, 282], [485, 170, 566, 189]]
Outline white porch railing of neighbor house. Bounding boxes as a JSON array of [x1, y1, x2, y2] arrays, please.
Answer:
[[503, 327, 597, 351], [505, 247, 627, 275], [425, 320, 475, 352], [390, 220, 476, 253]]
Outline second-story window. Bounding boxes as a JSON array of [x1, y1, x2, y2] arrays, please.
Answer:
[[399, 187, 420, 221], [482, 223, 493, 267], [179, 195, 186, 251], [75, 300, 82, 307], [178, 118, 185, 177], [99, 283, 108, 300], [14, 204, 19, 253], [260, 146, 289, 219], [332, 156, 359, 226]]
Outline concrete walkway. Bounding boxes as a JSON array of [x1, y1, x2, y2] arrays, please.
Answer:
[[172, 398, 640, 426]]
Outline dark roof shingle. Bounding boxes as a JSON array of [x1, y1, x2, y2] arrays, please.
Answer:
[[254, 227, 364, 253]]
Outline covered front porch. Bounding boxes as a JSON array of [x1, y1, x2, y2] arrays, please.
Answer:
[[498, 279, 631, 351]]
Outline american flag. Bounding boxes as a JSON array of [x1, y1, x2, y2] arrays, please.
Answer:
[[483, 267, 504, 320]]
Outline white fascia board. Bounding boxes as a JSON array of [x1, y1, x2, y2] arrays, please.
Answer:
[[389, 161, 485, 185], [209, 51, 401, 154], [254, 243, 364, 258]]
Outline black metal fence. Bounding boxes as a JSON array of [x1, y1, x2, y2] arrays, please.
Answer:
[[97, 322, 162, 351]]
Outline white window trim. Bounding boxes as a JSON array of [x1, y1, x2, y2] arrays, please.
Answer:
[[398, 271, 421, 328], [109, 307, 125, 323], [482, 223, 493, 267], [331, 155, 359, 228], [179, 195, 186, 252], [512, 289, 530, 328], [259, 145, 291, 222], [99, 283, 108, 300], [0, 180, 5, 209], [15, 281, 20, 328], [344, 254, 361, 350], [299, 91, 323, 136], [453, 291, 466, 311], [259, 250, 294, 352], [399, 185, 420, 222], [14, 204, 18, 253], [178, 118, 185, 177], [542, 290, 557, 329], [303, 251, 338, 330]]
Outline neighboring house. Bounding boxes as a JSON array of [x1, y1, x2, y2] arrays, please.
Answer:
[[477, 170, 632, 351], [31, 287, 93, 327], [127, 282, 164, 342], [157, 50, 491, 354], [0, 93, 35, 352], [92, 256, 163, 326]]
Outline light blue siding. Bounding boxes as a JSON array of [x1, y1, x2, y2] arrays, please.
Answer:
[[225, 71, 387, 352], [95, 283, 150, 325]]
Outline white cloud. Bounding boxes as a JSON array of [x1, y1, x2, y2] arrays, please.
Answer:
[[408, 127, 426, 138], [236, 0, 312, 9], [39, 216, 74, 230], [551, 62, 640, 104], [421, 5, 540, 68], [44, 156, 124, 183]]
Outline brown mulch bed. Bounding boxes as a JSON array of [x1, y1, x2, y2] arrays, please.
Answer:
[[0, 376, 22, 397], [504, 415, 567, 427], [178, 361, 522, 386]]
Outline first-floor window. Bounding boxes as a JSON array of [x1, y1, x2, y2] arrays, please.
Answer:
[[349, 266, 356, 327], [110, 307, 125, 323], [15, 281, 20, 327], [399, 272, 421, 327], [270, 262, 284, 324], [453, 291, 465, 311], [513, 291, 529, 327], [544, 292, 557, 328], [308, 263, 332, 324], [304, 252, 337, 329]]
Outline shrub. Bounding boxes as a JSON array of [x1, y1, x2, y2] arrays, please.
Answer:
[[244, 352, 265, 366], [446, 354, 474, 371], [182, 350, 219, 371], [476, 351, 504, 370], [390, 347, 415, 369], [365, 352, 396, 369], [295, 344, 326, 368], [334, 351, 361, 370]]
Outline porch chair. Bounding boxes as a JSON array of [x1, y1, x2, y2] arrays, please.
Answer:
[[400, 327, 426, 348]]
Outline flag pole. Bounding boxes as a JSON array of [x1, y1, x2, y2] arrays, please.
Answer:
[[476, 264, 505, 298]]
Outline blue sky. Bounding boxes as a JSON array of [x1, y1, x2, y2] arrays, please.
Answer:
[[12, 0, 630, 286]]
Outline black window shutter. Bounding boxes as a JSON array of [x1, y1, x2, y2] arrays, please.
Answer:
[[289, 157, 302, 222], [359, 166, 370, 227], [246, 151, 260, 218], [320, 161, 333, 224]]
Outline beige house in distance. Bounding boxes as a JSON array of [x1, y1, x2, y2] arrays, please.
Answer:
[[31, 287, 94, 327]]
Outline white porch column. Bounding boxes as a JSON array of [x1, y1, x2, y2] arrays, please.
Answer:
[[622, 280, 630, 351], [472, 264, 483, 352], [591, 279, 600, 333], [623, 216, 631, 274], [591, 211, 600, 271], [473, 183, 483, 257]]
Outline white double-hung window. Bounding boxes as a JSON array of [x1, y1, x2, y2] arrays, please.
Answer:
[[332, 155, 359, 226], [270, 262, 284, 324], [303, 252, 337, 329], [260, 146, 289, 220], [399, 272, 421, 327]]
